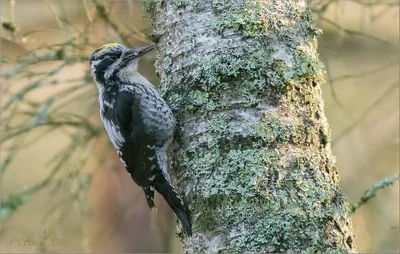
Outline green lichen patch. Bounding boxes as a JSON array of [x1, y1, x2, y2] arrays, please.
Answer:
[[284, 52, 314, 83], [181, 141, 349, 251], [208, 114, 232, 135], [194, 195, 223, 232], [188, 44, 286, 112], [251, 107, 325, 148], [260, 147, 280, 167], [179, 146, 221, 179], [178, 120, 350, 251], [214, 158, 348, 253], [211, 1, 274, 37], [210, 0, 309, 39], [187, 90, 217, 111], [195, 187, 349, 253], [212, 0, 229, 13], [142, 0, 157, 17], [253, 116, 294, 145], [182, 148, 264, 198], [254, 148, 281, 198], [283, 44, 326, 86], [192, 46, 245, 87], [192, 44, 276, 87], [187, 40, 326, 113], [171, 0, 189, 9]]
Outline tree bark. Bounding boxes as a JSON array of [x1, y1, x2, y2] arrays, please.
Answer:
[[143, 0, 357, 252]]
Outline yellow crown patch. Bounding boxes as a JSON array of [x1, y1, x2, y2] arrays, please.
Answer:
[[96, 42, 121, 56]]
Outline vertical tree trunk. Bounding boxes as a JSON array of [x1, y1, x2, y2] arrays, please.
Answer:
[[143, 0, 357, 252]]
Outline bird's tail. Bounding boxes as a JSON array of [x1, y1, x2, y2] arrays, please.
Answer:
[[155, 179, 192, 236]]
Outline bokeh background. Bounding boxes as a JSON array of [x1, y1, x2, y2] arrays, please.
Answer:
[[0, 0, 398, 253]]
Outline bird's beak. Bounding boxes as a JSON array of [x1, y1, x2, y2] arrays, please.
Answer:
[[125, 45, 155, 60], [136, 45, 155, 56]]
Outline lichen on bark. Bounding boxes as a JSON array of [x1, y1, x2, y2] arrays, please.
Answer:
[[143, 0, 357, 252]]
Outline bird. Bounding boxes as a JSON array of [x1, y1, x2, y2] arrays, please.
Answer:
[[89, 42, 192, 236]]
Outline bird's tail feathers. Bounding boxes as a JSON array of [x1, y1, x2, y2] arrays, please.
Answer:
[[155, 179, 192, 236]]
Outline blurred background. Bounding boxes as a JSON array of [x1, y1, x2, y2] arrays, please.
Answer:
[[0, 0, 398, 253]]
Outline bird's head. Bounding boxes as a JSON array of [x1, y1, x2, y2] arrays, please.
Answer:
[[89, 43, 154, 86]]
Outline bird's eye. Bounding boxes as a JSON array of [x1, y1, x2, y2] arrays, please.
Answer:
[[109, 54, 119, 61]]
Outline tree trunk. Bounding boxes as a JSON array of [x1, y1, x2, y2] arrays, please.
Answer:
[[143, 0, 357, 252]]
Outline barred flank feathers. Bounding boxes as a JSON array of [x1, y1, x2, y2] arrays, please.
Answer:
[[155, 180, 192, 236]]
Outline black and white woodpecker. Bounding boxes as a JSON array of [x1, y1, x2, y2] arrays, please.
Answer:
[[89, 43, 192, 236]]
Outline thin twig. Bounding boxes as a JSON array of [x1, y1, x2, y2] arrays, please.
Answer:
[[314, 12, 393, 45], [332, 60, 399, 82], [93, 1, 152, 45], [351, 174, 399, 212], [333, 81, 399, 146], [319, 51, 354, 119]]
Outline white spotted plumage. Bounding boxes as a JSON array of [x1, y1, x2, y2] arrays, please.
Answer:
[[101, 116, 125, 149]]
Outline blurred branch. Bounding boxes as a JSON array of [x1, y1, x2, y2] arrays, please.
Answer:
[[332, 60, 399, 82], [1, 162, 59, 221], [0, 128, 98, 222], [319, 51, 354, 119], [93, 1, 151, 45], [0, 137, 24, 174], [0, 41, 98, 228], [1, 102, 101, 143], [0, 0, 157, 243], [313, 13, 392, 45], [351, 174, 399, 213], [310, 0, 399, 14], [333, 81, 399, 146], [310, 0, 398, 128], [352, 0, 400, 7]]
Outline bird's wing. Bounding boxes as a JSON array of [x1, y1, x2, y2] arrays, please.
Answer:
[[113, 91, 158, 188], [113, 90, 192, 235]]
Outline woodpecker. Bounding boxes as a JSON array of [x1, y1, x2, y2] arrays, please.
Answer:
[[89, 43, 192, 236]]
